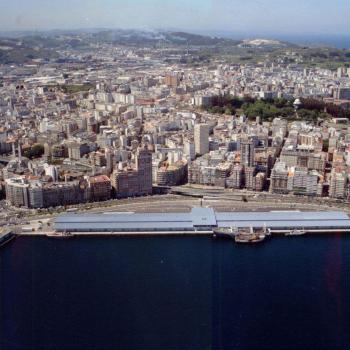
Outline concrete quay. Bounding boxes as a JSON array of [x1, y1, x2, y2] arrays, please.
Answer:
[[18, 230, 213, 237]]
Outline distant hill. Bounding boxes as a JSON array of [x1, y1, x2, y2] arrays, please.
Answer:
[[0, 37, 59, 64], [89, 29, 242, 46], [0, 29, 246, 64], [0, 28, 302, 64]]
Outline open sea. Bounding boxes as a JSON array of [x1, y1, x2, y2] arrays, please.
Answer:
[[1, 235, 350, 350]]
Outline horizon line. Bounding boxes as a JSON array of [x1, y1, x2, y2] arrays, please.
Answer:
[[0, 27, 349, 37]]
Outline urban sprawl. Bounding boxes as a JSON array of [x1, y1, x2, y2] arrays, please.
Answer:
[[2, 38, 350, 211]]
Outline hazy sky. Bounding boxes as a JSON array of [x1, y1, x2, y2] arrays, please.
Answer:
[[0, 0, 349, 35]]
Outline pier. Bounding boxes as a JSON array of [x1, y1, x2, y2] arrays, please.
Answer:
[[8, 208, 350, 243], [51, 208, 350, 236]]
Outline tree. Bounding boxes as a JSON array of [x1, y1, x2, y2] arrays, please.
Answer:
[[300, 98, 325, 111], [224, 105, 236, 115], [24, 144, 45, 159]]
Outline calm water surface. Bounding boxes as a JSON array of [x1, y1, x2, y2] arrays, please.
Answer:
[[1, 235, 350, 350]]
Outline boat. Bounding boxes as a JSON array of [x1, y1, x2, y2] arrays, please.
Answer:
[[212, 226, 236, 239], [213, 226, 267, 244], [285, 229, 306, 236], [234, 227, 266, 243], [46, 231, 74, 239], [235, 233, 266, 243]]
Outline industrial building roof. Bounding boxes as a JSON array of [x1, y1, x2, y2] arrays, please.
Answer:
[[215, 211, 349, 222], [55, 208, 350, 232], [191, 207, 216, 226], [216, 220, 350, 229], [56, 212, 192, 223]]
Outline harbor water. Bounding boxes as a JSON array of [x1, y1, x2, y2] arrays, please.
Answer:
[[1, 235, 350, 350]]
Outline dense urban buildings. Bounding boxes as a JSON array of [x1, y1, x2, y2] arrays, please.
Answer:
[[2, 32, 350, 208], [194, 123, 209, 156]]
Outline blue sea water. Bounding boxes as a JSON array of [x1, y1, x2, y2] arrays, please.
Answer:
[[1, 235, 349, 350], [279, 34, 350, 49]]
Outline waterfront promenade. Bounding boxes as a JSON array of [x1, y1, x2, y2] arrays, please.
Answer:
[[0, 207, 347, 251], [8, 194, 350, 242]]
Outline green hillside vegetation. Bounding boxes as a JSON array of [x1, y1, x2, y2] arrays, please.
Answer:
[[268, 47, 350, 69], [0, 47, 59, 64], [301, 48, 350, 69]]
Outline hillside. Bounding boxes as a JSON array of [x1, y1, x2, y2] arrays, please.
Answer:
[[0, 29, 303, 65]]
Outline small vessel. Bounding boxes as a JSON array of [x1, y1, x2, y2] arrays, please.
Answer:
[[234, 228, 266, 244], [234, 234, 266, 243], [46, 231, 74, 239], [285, 229, 306, 236], [213, 226, 236, 239], [213, 226, 266, 244]]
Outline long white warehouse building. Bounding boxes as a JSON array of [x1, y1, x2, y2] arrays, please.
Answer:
[[54, 208, 350, 233]]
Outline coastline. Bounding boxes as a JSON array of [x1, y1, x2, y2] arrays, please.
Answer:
[[4, 192, 350, 248]]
